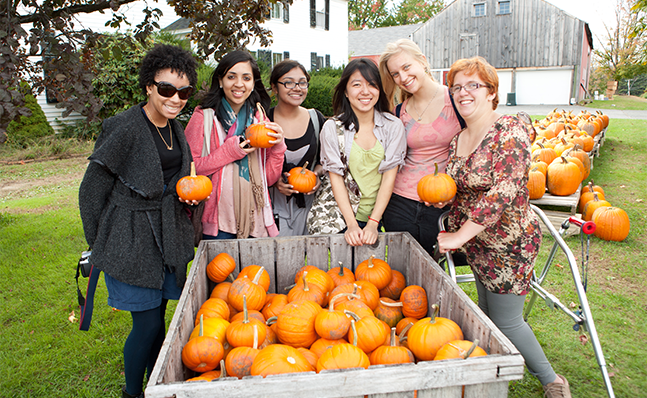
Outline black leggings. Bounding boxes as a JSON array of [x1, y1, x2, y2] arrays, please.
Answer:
[[123, 299, 168, 396]]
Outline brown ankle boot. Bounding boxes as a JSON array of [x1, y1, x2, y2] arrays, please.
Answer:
[[543, 374, 571, 398], [122, 385, 144, 398]]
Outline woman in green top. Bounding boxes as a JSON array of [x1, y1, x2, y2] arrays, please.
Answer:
[[318, 58, 407, 246]]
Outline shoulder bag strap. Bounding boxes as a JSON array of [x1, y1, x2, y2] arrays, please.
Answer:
[[202, 108, 214, 157], [307, 109, 320, 171]]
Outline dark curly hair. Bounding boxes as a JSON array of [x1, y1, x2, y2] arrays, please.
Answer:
[[332, 58, 391, 130], [138, 44, 198, 96], [200, 50, 271, 113]]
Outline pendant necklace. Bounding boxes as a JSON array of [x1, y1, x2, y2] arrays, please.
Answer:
[[144, 105, 173, 150], [412, 83, 440, 122]]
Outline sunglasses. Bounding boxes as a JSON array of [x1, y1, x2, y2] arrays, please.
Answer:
[[153, 81, 194, 100]]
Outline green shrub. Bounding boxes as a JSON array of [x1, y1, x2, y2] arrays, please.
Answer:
[[302, 74, 339, 117], [59, 119, 102, 141], [6, 84, 55, 148]]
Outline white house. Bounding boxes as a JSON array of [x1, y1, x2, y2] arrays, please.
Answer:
[[165, 0, 349, 71]]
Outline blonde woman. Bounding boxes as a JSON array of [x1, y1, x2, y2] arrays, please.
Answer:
[[378, 39, 465, 258]]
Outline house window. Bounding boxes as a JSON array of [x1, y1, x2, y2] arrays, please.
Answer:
[[273, 53, 283, 66], [271, 3, 282, 19], [473, 2, 486, 17], [325, 54, 330, 68], [497, 0, 511, 15], [283, 51, 290, 59], [310, 0, 329, 30], [310, 52, 324, 71]]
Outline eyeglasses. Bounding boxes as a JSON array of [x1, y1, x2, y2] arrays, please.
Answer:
[[153, 81, 194, 100], [449, 82, 489, 96], [276, 80, 309, 89]]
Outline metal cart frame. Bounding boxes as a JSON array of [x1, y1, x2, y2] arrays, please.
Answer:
[[438, 204, 615, 397]]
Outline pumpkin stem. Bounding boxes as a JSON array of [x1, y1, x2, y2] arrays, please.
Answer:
[[219, 359, 227, 378], [433, 162, 439, 176], [338, 261, 346, 277], [227, 273, 235, 283], [301, 271, 310, 292], [283, 283, 296, 291], [252, 267, 265, 285], [429, 303, 439, 324], [390, 327, 397, 347], [463, 339, 480, 359], [350, 320, 358, 347], [255, 102, 268, 122], [252, 324, 259, 349], [300, 161, 309, 174], [266, 316, 277, 326], [189, 162, 197, 178], [330, 293, 360, 311], [198, 314, 204, 337], [379, 298, 403, 308], [343, 310, 360, 322], [242, 295, 249, 324], [399, 322, 413, 342], [368, 254, 375, 268]]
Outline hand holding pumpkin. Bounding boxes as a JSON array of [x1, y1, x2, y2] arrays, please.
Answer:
[[177, 162, 213, 205]]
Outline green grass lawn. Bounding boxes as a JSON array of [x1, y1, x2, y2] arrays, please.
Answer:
[[1, 119, 645, 397], [584, 95, 647, 110]]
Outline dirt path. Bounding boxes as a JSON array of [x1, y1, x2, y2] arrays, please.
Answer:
[[0, 156, 89, 200]]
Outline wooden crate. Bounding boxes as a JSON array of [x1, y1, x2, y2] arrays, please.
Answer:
[[146, 233, 525, 398], [530, 184, 582, 236]]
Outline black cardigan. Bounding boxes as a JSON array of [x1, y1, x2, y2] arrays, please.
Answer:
[[79, 104, 195, 290]]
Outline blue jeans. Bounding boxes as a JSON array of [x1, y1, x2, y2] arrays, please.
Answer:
[[203, 231, 237, 240]]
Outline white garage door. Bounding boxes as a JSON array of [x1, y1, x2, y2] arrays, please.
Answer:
[[515, 69, 573, 105], [497, 71, 512, 105]]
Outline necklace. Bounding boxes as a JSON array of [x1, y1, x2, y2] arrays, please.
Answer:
[[144, 105, 173, 150], [411, 83, 440, 121]]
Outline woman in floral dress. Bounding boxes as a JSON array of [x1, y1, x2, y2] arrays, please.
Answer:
[[436, 56, 572, 398]]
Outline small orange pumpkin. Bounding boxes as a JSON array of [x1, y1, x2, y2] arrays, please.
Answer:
[[407, 304, 463, 361], [251, 344, 313, 377], [379, 269, 406, 300], [327, 261, 356, 287], [287, 161, 318, 193], [433, 339, 487, 361], [546, 156, 581, 196], [355, 255, 393, 290], [527, 167, 546, 200], [582, 192, 611, 222], [417, 162, 457, 204], [176, 162, 213, 201], [182, 315, 224, 373], [245, 103, 275, 148], [316, 321, 370, 372], [206, 252, 236, 283]]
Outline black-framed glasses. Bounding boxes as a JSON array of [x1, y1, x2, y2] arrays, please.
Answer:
[[154, 81, 194, 100], [277, 80, 309, 89], [449, 82, 489, 96]]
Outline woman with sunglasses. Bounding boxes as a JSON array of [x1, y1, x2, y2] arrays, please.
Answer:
[[318, 58, 406, 246], [79, 44, 199, 398], [378, 39, 466, 259], [437, 56, 572, 398], [267, 60, 326, 236], [184, 51, 286, 240]]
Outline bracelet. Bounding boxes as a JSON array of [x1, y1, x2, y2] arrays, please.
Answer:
[[368, 216, 380, 224]]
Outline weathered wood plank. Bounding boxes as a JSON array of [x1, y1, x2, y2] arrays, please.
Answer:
[[275, 236, 307, 292], [238, 238, 277, 293]]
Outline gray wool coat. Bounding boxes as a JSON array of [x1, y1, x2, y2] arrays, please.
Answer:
[[79, 103, 195, 290]]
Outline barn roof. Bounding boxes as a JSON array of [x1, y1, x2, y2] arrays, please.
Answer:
[[348, 24, 422, 57]]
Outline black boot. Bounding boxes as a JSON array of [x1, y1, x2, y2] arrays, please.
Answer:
[[122, 385, 144, 398]]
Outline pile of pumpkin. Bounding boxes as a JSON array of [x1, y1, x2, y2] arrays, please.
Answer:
[[527, 109, 609, 199], [577, 181, 631, 241], [181, 253, 486, 381]]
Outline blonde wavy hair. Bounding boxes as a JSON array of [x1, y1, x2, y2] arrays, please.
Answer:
[[378, 39, 435, 106]]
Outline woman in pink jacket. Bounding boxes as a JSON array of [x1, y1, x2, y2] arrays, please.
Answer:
[[184, 51, 286, 239]]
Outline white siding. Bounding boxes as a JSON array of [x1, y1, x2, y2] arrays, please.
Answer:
[[246, 0, 348, 70]]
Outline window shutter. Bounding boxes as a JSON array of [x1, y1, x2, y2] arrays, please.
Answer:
[[325, 0, 330, 30], [284, 51, 290, 59], [310, 0, 316, 27], [325, 54, 330, 68], [311, 52, 317, 70], [283, 3, 289, 23]]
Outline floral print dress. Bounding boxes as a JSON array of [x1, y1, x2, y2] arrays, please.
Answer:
[[445, 115, 541, 295]]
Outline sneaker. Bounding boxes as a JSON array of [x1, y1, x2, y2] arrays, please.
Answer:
[[543, 374, 571, 398]]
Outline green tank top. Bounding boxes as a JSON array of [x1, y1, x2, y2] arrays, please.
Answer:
[[348, 140, 385, 222]]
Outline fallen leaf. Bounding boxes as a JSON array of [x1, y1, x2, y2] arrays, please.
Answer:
[[555, 263, 564, 269], [609, 372, 615, 378], [579, 334, 589, 345], [30, 330, 34, 335], [619, 185, 626, 188], [68, 310, 77, 323], [83, 375, 90, 382], [637, 199, 643, 203], [569, 302, 577, 309]]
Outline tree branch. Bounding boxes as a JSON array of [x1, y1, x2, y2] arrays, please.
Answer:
[[18, 0, 141, 24]]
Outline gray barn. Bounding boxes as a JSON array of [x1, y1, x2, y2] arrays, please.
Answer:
[[412, 0, 593, 105]]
